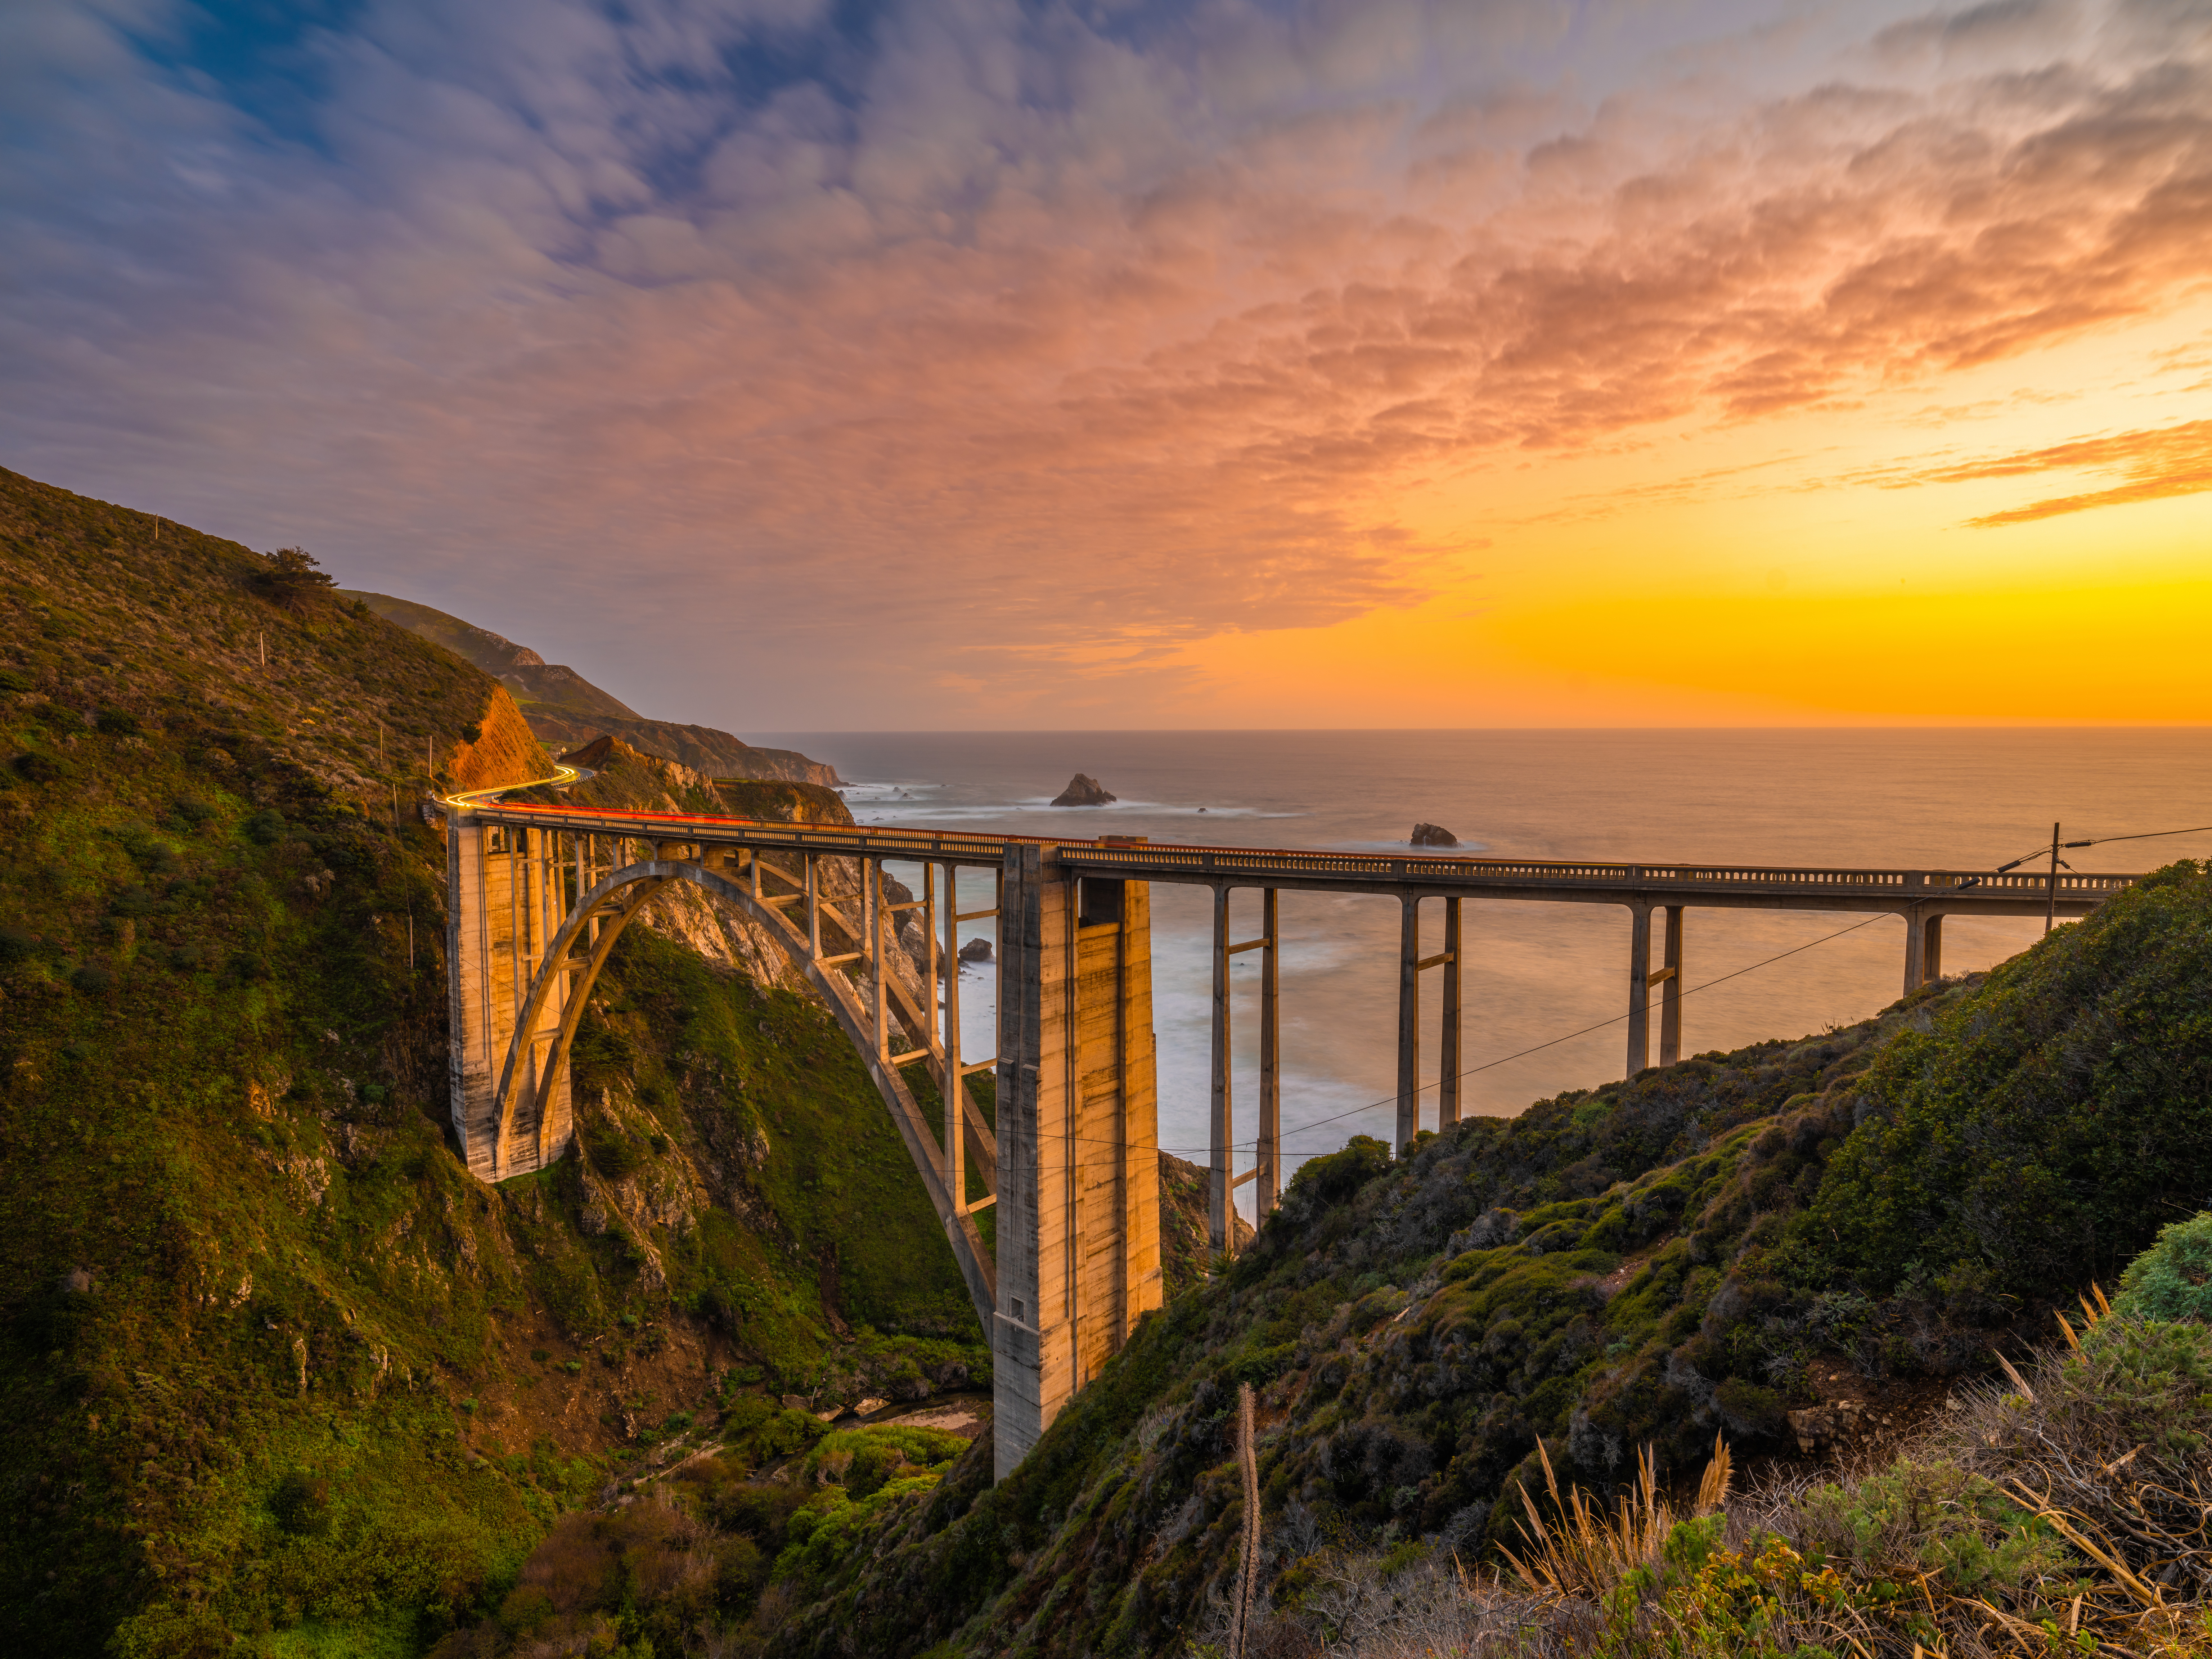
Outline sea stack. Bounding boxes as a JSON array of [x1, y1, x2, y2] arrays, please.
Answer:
[[1052, 773, 1117, 806], [1411, 822, 1459, 847]]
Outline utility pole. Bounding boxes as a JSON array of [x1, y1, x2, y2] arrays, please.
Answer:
[[258, 633, 266, 668], [2046, 822, 2061, 933]]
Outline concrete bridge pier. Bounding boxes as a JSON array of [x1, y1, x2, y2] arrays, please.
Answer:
[[1624, 902, 1653, 1076], [1439, 898, 1464, 1128], [1207, 886, 1283, 1251], [1902, 906, 1945, 995], [447, 818, 575, 1181], [995, 847, 1162, 1478], [1395, 896, 1465, 1151], [1658, 906, 1685, 1067]]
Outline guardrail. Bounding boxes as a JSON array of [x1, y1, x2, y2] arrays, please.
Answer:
[[452, 800, 2136, 903]]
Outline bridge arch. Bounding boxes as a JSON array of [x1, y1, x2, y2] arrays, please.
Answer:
[[483, 846, 995, 1331]]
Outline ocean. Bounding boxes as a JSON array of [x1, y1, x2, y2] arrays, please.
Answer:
[[752, 729, 2212, 1222]]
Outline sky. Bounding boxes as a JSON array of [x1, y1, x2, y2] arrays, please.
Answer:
[[4, 0, 2209, 730]]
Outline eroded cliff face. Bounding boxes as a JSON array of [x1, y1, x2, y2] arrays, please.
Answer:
[[445, 685, 551, 796]]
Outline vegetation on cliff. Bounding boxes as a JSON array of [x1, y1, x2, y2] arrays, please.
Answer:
[[0, 472, 970, 1654], [662, 858, 2212, 1658]]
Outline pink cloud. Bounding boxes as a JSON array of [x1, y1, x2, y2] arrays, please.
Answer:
[[2, 0, 2209, 722]]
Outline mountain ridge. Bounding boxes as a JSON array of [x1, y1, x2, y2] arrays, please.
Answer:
[[346, 590, 841, 788]]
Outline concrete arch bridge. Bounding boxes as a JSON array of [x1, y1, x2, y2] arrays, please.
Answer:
[[438, 800, 2133, 1475]]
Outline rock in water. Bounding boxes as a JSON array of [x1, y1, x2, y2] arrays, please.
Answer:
[[958, 936, 994, 965], [1052, 773, 1117, 806], [1411, 822, 1459, 847]]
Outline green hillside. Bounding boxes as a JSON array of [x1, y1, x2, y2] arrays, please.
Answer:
[[0, 471, 979, 1655]]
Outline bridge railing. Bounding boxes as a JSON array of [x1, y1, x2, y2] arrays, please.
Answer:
[[459, 801, 2139, 900]]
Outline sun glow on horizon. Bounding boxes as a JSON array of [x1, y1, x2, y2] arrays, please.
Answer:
[[4, 0, 2209, 728]]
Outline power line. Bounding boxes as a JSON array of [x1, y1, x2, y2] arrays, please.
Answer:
[[941, 907, 1897, 1159], [2069, 823, 2212, 849], [1241, 911, 1893, 1155]]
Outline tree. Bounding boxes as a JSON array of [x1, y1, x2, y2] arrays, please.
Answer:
[[257, 545, 335, 610]]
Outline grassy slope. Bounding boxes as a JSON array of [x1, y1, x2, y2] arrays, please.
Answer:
[[0, 471, 982, 1655], [754, 861, 2212, 1659]]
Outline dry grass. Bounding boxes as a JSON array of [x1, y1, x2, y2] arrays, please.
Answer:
[[1499, 1435, 1731, 1601], [1248, 1307, 2212, 1659]]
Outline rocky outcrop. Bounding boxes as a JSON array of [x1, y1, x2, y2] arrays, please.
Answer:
[[1052, 773, 1116, 806], [445, 686, 553, 795], [1411, 822, 1459, 847], [531, 710, 840, 786], [957, 937, 993, 965]]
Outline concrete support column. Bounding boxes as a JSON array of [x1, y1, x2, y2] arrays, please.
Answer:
[[1923, 913, 1943, 984], [1396, 895, 1420, 1155], [1625, 902, 1653, 1077], [994, 848, 1159, 1479], [1902, 906, 1925, 997], [446, 816, 572, 1181], [1209, 884, 1233, 1254], [1257, 887, 1281, 1215], [869, 861, 888, 1061], [1440, 897, 1463, 1127], [943, 862, 965, 1210], [1658, 906, 1685, 1067], [924, 864, 942, 1064]]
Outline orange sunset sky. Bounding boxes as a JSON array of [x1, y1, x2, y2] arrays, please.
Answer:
[[5, 0, 2208, 728]]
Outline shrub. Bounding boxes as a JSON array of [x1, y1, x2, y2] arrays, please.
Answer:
[[460, 721, 483, 744], [270, 1471, 331, 1537], [68, 963, 113, 995], [1807, 862, 2212, 1300], [13, 751, 66, 783], [2112, 1211, 2212, 1323], [95, 706, 140, 735], [0, 667, 31, 693], [582, 1121, 639, 1180], [241, 808, 286, 844]]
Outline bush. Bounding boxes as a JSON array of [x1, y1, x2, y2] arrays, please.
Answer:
[[12, 751, 66, 783], [2112, 1211, 2212, 1323], [95, 706, 140, 735], [242, 808, 286, 844], [270, 1471, 332, 1537], [1807, 862, 2212, 1300], [68, 963, 113, 995], [460, 721, 484, 744], [0, 667, 31, 693]]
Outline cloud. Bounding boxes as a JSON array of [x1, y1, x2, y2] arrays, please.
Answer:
[[1921, 418, 2212, 522], [1, 0, 2208, 721]]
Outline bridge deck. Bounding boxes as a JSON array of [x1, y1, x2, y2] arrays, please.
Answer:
[[463, 801, 2129, 916]]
